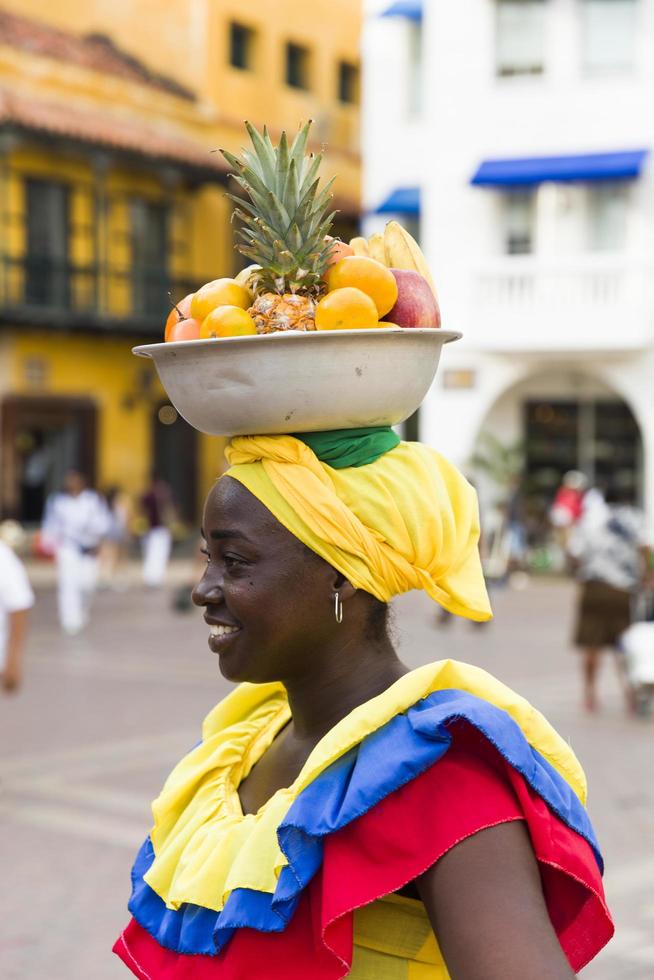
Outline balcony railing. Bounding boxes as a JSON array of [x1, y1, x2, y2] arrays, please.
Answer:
[[0, 254, 198, 333], [471, 254, 654, 352]]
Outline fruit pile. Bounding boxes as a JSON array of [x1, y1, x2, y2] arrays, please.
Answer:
[[163, 122, 440, 343]]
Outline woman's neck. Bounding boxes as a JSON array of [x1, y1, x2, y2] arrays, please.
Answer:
[[282, 638, 409, 744]]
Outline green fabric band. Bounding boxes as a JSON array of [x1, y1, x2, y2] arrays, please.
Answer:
[[294, 427, 401, 469]]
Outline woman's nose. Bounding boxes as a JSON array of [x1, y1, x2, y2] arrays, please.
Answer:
[[192, 569, 224, 608]]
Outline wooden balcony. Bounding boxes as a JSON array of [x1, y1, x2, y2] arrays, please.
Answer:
[[0, 253, 197, 335]]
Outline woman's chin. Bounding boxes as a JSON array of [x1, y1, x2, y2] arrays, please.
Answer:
[[213, 645, 245, 682], [216, 653, 281, 686]]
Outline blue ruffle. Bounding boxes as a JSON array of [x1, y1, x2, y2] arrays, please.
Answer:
[[129, 689, 602, 956]]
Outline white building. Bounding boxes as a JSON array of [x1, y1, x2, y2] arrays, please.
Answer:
[[363, 0, 654, 527]]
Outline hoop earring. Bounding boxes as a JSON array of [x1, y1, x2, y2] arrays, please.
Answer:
[[333, 591, 343, 624]]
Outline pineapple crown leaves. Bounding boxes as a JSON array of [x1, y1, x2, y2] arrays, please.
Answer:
[[220, 121, 338, 293]]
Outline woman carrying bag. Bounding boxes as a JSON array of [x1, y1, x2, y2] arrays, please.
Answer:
[[569, 486, 653, 713]]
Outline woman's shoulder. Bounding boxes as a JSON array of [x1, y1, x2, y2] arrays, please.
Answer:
[[305, 659, 587, 806], [418, 659, 588, 802], [286, 664, 593, 853]]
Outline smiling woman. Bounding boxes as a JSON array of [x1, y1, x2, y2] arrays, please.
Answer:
[[114, 430, 613, 980], [196, 478, 393, 692]]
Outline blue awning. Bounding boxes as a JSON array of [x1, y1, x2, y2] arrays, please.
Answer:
[[471, 149, 649, 187], [380, 1, 423, 21], [374, 186, 421, 214]]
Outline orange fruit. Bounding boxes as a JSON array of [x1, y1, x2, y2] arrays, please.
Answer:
[[167, 318, 201, 342], [323, 237, 355, 271], [191, 278, 251, 321], [315, 287, 379, 331], [200, 305, 257, 338], [326, 256, 398, 317], [164, 293, 194, 341], [377, 321, 399, 329]]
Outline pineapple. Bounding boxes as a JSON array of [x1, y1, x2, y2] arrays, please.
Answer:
[[221, 121, 336, 333]]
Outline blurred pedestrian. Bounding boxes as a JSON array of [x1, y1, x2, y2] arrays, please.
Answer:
[[99, 485, 132, 589], [41, 469, 111, 635], [0, 521, 34, 692], [550, 471, 588, 552], [620, 592, 654, 716], [140, 475, 175, 588], [569, 487, 652, 713], [579, 484, 609, 532]]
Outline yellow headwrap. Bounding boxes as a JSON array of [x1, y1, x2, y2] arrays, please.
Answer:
[[224, 435, 491, 622]]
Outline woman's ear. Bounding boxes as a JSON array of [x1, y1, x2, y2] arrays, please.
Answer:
[[332, 571, 357, 602]]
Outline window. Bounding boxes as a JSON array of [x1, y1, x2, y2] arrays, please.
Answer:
[[286, 42, 310, 89], [587, 183, 628, 250], [25, 179, 70, 307], [496, 0, 546, 76], [581, 0, 637, 73], [337, 61, 359, 104], [407, 21, 423, 115], [503, 191, 535, 254], [130, 199, 170, 316], [229, 22, 255, 70]]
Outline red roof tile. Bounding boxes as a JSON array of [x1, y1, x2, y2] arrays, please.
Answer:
[[0, 8, 194, 100], [0, 88, 228, 176]]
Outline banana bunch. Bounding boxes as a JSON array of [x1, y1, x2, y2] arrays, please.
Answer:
[[349, 221, 438, 300]]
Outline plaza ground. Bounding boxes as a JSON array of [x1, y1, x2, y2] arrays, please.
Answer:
[[1, 566, 652, 978]]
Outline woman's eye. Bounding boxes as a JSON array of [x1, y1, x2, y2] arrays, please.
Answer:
[[200, 547, 210, 563], [224, 554, 246, 569]]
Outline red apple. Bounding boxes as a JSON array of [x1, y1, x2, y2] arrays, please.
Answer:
[[387, 269, 441, 328]]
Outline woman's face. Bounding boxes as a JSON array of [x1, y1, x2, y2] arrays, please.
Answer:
[[193, 476, 339, 683]]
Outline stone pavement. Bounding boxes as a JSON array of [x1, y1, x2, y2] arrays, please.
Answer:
[[1, 568, 652, 978]]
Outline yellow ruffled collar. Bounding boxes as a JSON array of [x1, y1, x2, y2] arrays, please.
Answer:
[[144, 660, 587, 913]]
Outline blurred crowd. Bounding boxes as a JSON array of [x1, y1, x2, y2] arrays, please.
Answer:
[[0, 468, 199, 695], [2, 465, 653, 718], [476, 469, 654, 717]]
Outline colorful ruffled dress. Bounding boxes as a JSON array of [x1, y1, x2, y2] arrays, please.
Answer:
[[115, 433, 612, 975], [115, 660, 613, 978]]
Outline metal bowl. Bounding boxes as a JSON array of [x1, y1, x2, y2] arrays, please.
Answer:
[[133, 327, 461, 436]]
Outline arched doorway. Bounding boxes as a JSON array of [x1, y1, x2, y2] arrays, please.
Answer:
[[471, 368, 644, 542]]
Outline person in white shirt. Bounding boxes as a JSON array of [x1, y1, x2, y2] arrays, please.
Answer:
[[140, 476, 175, 588], [0, 527, 34, 692], [41, 470, 111, 635]]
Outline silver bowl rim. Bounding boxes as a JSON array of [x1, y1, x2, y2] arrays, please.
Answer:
[[133, 327, 462, 358]]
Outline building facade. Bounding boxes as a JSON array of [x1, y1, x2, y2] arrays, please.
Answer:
[[363, 0, 654, 528], [0, 0, 362, 523]]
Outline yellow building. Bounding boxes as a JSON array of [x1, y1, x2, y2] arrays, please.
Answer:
[[0, 1, 361, 523]]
